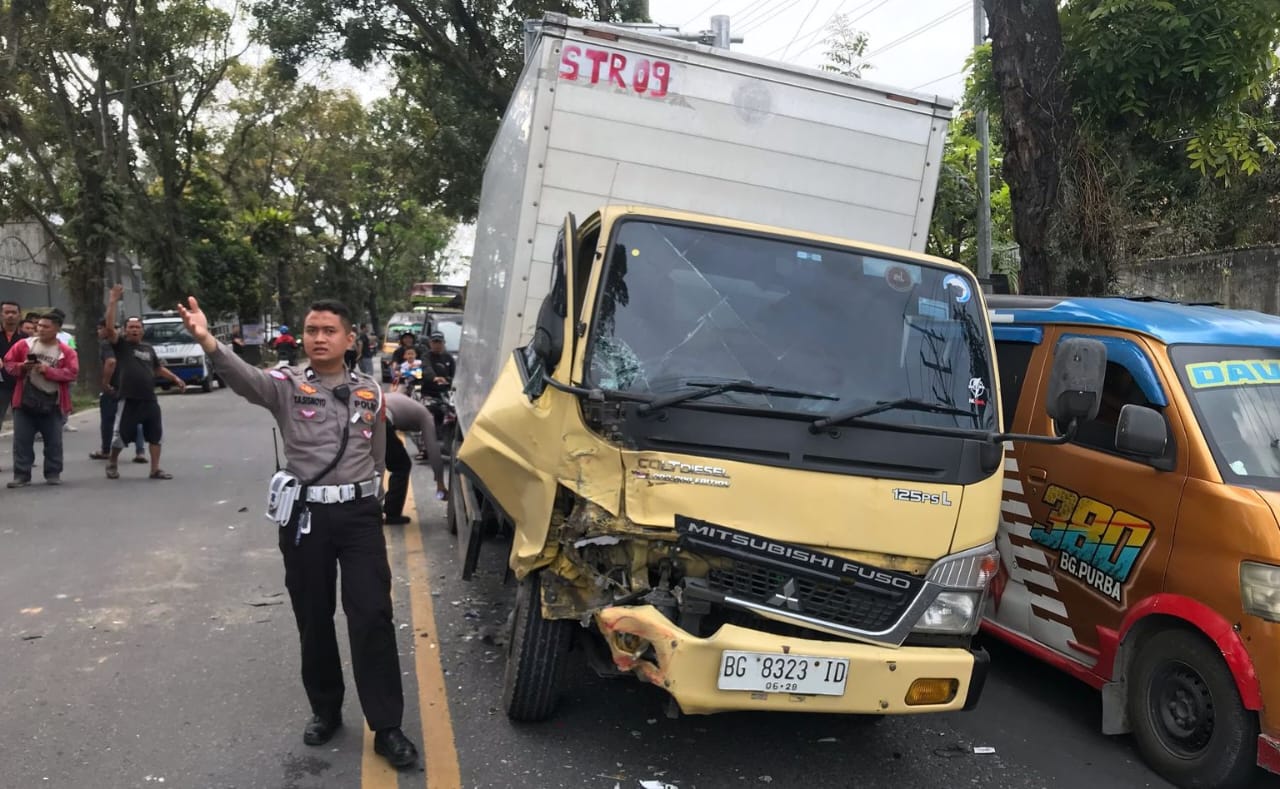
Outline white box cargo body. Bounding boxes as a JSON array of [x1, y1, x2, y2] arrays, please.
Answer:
[[456, 13, 954, 430]]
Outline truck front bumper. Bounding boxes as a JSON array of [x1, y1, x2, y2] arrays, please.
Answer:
[[596, 604, 987, 716]]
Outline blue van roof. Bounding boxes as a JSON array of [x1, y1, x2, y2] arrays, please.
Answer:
[[987, 295, 1280, 347]]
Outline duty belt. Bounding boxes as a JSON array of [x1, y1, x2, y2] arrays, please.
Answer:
[[304, 478, 379, 504]]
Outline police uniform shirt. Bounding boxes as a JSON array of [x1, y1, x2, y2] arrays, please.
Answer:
[[383, 392, 433, 433], [209, 342, 386, 485]]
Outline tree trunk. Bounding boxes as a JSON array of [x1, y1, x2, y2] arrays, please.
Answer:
[[984, 0, 1076, 296]]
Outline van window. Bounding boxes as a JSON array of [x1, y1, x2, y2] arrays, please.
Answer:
[[1072, 361, 1163, 455], [994, 341, 1036, 432]]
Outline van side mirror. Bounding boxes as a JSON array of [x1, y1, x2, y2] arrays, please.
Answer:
[[1115, 404, 1168, 457], [1045, 338, 1106, 425]]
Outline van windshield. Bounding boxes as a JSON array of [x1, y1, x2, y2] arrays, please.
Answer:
[[586, 219, 996, 431], [1171, 345, 1280, 490], [385, 313, 424, 343], [144, 322, 194, 344]]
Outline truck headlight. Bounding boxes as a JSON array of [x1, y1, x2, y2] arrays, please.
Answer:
[[914, 591, 981, 634], [913, 542, 1002, 635], [1241, 561, 1280, 622], [925, 542, 1001, 590]]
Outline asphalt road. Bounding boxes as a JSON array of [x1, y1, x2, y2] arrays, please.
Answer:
[[0, 389, 1271, 789]]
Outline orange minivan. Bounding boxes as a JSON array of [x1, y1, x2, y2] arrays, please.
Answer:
[[985, 295, 1280, 789]]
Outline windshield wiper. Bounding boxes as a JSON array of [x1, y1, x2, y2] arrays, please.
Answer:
[[639, 379, 838, 414], [811, 397, 978, 431]]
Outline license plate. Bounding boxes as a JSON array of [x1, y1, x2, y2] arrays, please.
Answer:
[[717, 650, 849, 696]]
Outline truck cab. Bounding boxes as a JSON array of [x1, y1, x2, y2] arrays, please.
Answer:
[[986, 294, 1280, 788], [453, 207, 1101, 723]]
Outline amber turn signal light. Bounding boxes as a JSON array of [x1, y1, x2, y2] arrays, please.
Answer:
[[905, 678, 959, 706]]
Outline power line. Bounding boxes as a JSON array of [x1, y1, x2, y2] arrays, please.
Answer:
[[781, 0, 825, 59], [774, 0, 879, 58], [911, 67, 966, 91], [864, 3, 968, 60], [741, 0, 813, 36], [680, 0, 726, 28], [737, 0, 805, 34], [790, 0, 893, 59]]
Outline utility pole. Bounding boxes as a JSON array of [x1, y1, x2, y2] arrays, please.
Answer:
[[711, 15, 731, 49], [974, 0, 992, 285]]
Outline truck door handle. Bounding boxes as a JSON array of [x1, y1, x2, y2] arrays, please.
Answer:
[[1027, 467, 1048, 483]]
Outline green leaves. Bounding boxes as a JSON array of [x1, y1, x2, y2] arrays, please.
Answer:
[[1062, 0, 1280, 180]]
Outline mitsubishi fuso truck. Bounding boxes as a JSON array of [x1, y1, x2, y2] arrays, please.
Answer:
[[448, 13, 1105, 723]]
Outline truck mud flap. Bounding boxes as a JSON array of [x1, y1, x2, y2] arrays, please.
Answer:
[[454, 460, 508, 581]]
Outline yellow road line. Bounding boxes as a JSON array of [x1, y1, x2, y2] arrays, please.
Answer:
[[402, 477, 463, 788]]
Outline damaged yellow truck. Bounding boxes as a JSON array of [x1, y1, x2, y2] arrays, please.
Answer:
[[449, 15, 1105, 722]]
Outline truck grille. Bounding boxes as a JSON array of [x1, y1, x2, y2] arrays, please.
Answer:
[[706, 561, 915, 634]]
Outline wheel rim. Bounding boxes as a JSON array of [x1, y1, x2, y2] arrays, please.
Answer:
[[1147, 658, 1216, 758]]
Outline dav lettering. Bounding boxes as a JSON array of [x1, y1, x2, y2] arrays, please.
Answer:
[[559, 44, 671, 98], [1186, 359, 1280, 389], [1029, 483, 1153, 604]]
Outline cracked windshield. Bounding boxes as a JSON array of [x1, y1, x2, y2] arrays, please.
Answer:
[[588, 220, 995, 430], [1173, 345, 1280, 490]]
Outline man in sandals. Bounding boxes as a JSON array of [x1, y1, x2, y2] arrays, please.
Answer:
[[104, 284, 185, 480], [176, 295, 420, 771], [90, 318, 146, 465]]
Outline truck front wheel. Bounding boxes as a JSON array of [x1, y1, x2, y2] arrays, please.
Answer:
[[1128, 628, 1258, 789], [502, 572, 574, 722]]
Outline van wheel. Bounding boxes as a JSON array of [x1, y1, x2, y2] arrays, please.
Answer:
[[1128, 629, 1258, 789], [502, 573, 574, 722], [201, 377, 212, 393]]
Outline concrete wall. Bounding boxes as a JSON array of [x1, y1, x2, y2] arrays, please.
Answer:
[[0, 221, 150, 325], [1117, 246, 1280, 314]]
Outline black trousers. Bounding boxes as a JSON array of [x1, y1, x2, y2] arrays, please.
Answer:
[[383, 429, 412, 519], [278, 496, 404, 731]]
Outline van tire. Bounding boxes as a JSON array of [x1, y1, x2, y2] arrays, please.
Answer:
[[1128, 629, 1258, 789], [201, 377, 212, 393], [502, 573, 574, 722]]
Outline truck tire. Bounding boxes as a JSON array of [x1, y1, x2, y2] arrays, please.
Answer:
[[502, 573, 574, 722], [1128, 628, 1258, 789]]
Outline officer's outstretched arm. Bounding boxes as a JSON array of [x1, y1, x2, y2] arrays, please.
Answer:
[[179, 296, 283, 412]]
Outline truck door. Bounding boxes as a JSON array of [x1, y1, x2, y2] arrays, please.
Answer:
[[1005, 329, 1185, 667], [458, 213, 599, 577]]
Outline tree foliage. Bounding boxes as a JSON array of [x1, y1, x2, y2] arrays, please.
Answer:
[[981, 0, 1280, 294], [0, 0, 236, 387], [819, 13, 871, 80], [249, 0, 649, 220]]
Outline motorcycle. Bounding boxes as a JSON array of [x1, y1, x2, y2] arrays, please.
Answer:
[[412, 385, 457, 461]]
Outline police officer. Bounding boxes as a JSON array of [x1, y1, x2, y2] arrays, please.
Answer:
[[176, 296, 419, 770], [383, 392, 447, 523]]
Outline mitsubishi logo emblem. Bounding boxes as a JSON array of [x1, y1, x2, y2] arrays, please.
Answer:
[[768, 578, 802, 612]]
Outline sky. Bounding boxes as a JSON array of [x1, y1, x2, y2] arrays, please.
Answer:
[[647, 0, 978, 102], [215, 0, 979, 283]]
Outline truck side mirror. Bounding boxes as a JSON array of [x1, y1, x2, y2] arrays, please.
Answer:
[[1115, 404, 1168, 457], [1045, 337, 1106, 425], [530, 294, 564, 373]]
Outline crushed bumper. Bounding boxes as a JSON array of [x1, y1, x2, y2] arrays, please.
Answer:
[[596, 604, 984, 716]]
